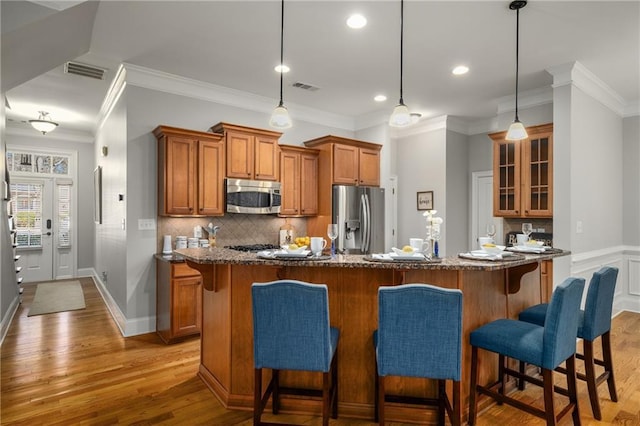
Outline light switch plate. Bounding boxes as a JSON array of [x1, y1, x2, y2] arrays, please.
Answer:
[[138, 218, 156, 230]]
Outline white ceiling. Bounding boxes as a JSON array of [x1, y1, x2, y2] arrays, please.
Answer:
[[3, 1, 639, 137]]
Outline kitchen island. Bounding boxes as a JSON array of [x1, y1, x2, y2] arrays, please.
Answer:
[[176, 247, 568, 423]]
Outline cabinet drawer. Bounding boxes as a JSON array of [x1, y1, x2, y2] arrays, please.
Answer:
[[172, 262, 200, 278]]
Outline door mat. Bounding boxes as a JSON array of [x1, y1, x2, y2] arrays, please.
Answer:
[[28, 280, 86, 316]]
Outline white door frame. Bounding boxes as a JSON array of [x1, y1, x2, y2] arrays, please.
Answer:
[[471, 170, 503, 249], [8, 145, 78, 281]]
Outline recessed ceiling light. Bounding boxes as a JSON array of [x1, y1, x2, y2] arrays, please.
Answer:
[[374, 94, 387, 102], [452, 65, 469, 75], [274, 64, 290, 73], [347, 14, 367, 29]]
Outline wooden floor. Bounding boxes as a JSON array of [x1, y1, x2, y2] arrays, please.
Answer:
[[1, 277, 639, 425]]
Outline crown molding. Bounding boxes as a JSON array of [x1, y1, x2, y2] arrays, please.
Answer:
[[547, 61, 627, 116], [497, 86, 553, 115], [624, 100, 639, 118], [119, 63, 355, 131], [96, 63, 127, 134], [391, 115, 448, 139]]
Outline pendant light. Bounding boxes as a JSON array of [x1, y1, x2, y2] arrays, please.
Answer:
[[505, 0, 528, 141], [29, 111, 58, 135], [389, 0, 411, 127], [269, 0, 292, 129]]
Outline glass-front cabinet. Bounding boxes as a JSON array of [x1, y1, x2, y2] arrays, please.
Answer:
[[490, 123, 553, 218]]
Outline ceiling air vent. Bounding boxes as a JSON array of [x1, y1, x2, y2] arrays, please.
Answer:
[[64, 61, 106, 80], [292, 81, 320, 92]]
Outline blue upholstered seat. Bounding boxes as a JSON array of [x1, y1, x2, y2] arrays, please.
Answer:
[[518, 266, 619, 420], [251, 280, 339, 426], [468, 277, 585, 426], [374, 284, 463, 426]]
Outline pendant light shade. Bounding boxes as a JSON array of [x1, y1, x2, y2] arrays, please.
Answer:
[[389, 0, 410, 127], [505, 0, 528, 141], [29, 111, 58, 135], [270, 0, 292, 129]]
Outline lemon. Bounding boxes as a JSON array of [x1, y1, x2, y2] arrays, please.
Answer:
[[402, 245, 414, 252], [288, 244, 299, 250], [482, 243, 496, 248]]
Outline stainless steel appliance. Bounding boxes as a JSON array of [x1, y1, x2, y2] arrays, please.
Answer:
[[225, 179, 281, 214], [332, 185, 385, 254]]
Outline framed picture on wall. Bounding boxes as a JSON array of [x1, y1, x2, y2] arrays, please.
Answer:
[[417, 191, 434, 211], [94, 166, 102, 224]]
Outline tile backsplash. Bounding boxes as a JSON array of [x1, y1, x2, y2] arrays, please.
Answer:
[[157, 215, 307, 253]]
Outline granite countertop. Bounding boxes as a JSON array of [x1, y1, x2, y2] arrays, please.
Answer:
[[154, 253, 188, 263], [173, 247, 569, 271]]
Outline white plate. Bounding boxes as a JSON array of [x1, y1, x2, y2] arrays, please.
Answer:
[[274, 250, 311, 258], [507, 245, 546, 253], [389, 252, 426, 260]]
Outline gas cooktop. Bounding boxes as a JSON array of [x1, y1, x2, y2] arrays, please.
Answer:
[[225, 244, 280, 252]]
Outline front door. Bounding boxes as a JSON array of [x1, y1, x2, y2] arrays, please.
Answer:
[[11, 178, 54, 282], [471, 171, 503, 250]]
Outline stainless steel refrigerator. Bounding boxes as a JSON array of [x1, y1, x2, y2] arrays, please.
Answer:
[[332, 185, 385, 254]]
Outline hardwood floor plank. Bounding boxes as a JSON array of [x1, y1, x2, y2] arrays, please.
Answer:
[[2, 277, 639, 425]]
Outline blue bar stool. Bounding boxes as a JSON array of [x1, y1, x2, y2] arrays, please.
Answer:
[[251, 280, 339, 426], [518, 266, 619, 420], [468, 277, 585, 426], [374, 284, 463, 425]]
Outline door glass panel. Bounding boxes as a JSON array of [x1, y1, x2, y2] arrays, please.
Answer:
[[10, 182, 43, 248], [58, 183, 71, 247]]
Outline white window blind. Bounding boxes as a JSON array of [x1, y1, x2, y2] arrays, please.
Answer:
[[10, 182, 43, 248], [57, 182, 71, 247]]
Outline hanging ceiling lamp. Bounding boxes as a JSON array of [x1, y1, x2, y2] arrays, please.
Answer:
[[505, 0, 528, 141], [29, 111, 58, 135], [269, 0, 292, 129], [389, 0, 410, 127]]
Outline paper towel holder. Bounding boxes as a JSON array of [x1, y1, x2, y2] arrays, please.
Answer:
[[162, 235, 172, 255]]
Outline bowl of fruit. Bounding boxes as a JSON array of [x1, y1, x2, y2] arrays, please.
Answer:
[[281, 243, 308, 254], [391, 246, 417, 256], [481, 243, 505, 255]]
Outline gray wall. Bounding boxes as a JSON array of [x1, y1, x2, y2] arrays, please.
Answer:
[[445, 129, 469, 255], [623, 115, 640, 246]]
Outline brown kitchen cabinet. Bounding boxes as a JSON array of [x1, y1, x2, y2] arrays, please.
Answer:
[[210, 122, 281, 181], [154, 125, 225, 216], [303, 135, 382, 236], [490, 123, 553, 218], [304, 135, 381, 186], [279, 145, 319, 216], [156, 260, 202, 344]]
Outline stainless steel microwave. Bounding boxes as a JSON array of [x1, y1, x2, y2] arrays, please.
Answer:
[[225, 178, 281, 214]]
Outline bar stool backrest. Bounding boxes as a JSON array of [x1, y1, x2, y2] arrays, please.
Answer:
[[377, 284, 463, 380], [542, 277, 585, 369], [582, 266, 619, 341], [252, 280, 333, 372]]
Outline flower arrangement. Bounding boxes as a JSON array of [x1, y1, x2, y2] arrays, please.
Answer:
[[423, 210, 443, 257]]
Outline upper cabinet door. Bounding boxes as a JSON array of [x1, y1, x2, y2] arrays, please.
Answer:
[[299, 152, 319, 215], [332, 144, 359, 185], [198, 139, 225, 216], [226, 131, 254, 179], [522, 129, 553, 217], [490, 123, 553, 218], [164, 135, 196, 216], [254, 136, 279, 181], [492, 140, 522, 217], [279, 149, 300, 216], [358, 148, 380, 186]]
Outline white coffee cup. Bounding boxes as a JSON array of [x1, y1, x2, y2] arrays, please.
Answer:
[[409, 238, 428, 253], [478, 236, 493, 249], [310, 237, 327, 256], [516, 233, 529, 245]]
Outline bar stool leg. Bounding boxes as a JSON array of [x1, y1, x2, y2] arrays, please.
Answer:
[[452, 380, 461, 426], [566, 355, 581, 426], [584, 340, 602, 420], [377, 375, 386, 425], [437, 380, 446, 425], [542, 368, 557, 426], [602, 331, 618, 402], [468, 346, 480, 426]]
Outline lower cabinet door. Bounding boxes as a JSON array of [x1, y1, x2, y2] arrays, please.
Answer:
[[172, 275, 202, 337]]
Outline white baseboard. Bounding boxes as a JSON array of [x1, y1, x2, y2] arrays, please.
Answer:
[[90, 269, 156, 337], [76, 267, 94, 277], [0, 296, 20, 346]]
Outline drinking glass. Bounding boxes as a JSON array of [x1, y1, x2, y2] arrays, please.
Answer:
[[522, 223, 533, 240], [327, 224, 338, 258], [486, 223, 496, 242]]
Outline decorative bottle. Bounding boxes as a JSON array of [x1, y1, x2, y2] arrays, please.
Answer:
[[279, 218, 295, 246]]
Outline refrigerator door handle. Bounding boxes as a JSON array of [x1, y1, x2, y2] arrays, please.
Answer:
[[362, 193, 371, 252], [360, 194, 367, 251]]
